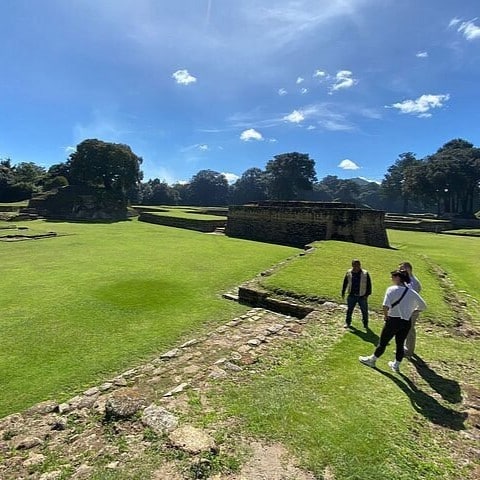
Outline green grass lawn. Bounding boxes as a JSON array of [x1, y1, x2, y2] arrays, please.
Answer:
[[149, 210, 226, 221], [217, 316, 478, 479], [213, 229, 480, 479], [260, 237, 452, 325], [0, 219, 295, 416], [389, 230, 480, 320], [442, 229, 480, 236]]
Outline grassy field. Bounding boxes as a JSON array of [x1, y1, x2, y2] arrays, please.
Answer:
[[217, 317, 478, 479], [442, 229, 480, 237], [260, 229, 480, 325], [0, 219, 295, 416], [214, 229, 480, 479], [148, 210, 226, 221]]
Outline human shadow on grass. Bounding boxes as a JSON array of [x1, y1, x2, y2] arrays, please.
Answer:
[[350, 326, 379, 347], [377, 369, 466, 431], [409, 354, 462, 404]]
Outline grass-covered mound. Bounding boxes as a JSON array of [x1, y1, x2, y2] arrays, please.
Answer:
[[260, 229, 480, 326], [0, 218, 295, 416]]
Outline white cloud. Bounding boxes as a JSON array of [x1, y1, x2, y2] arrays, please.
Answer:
[[458, 19, 480, 41], [240, 128, 263, 141], [313, 69, 327, 79], [268, 138, 278, 143], [198, 144, 209, 151], [416, 51, 428, 58], [221, 172, 240, 184], [300, 87, 308, 95], [306, 125, 316, 130], [283, 109, 305, 123], [278, 88, 288, 96], [330, 70, 358, 93], [449, 17, 461, 28], [172, 69, 197, 85], [338, 159, 360, 170], [64, 146, 76, 154], [359, 176, 381, 185], [296, 76, 304, 84], [388, 94, 450, 117]]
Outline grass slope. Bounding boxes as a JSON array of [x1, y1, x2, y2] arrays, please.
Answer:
[[219, 317, 478, 479], [260, 237, 451, 325], [0, 219, 295, 416]]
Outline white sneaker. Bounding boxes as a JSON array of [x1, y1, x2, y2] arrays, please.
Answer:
[[388, 361, 400, 373], [359, 355, 376, 368]]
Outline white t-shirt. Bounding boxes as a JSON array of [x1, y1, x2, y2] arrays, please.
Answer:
[[383, 285, 427, 320], [407, 274, 422, 293]]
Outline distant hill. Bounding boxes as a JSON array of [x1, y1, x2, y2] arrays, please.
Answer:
[[349, 177, 381, 186]]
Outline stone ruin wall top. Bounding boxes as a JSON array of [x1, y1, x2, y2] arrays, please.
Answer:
[[225, 201, 390, 249]]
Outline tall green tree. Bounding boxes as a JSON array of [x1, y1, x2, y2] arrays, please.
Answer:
[[186, 170, 229, 206], [230, 168, 267, 204], [381, 152, 421, 213], [69, 139, 143, 194], [265, 152, 317, 200]]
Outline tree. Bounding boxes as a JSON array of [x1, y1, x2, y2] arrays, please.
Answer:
[[139, 179, 179, 205], [43, 176, 69, 191], [265, 152, 317, 200], [381, 152, 421, 213], [69, 139, 143, 194], [186, 170, 229, 206], [403, 139, 480, 216], [230, 168, 267, 204]]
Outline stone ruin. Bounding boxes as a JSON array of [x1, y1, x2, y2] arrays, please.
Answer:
[[225, 201, 390, 248], [22, 185, 132, 221]]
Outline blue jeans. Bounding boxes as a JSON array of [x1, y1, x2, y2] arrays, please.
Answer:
[[346, 294, 369, 327]]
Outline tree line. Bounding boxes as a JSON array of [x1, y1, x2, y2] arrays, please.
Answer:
[[1, 137, 479, 216]]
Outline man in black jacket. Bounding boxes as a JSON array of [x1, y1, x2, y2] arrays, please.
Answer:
[[341, 259, 372, 329]]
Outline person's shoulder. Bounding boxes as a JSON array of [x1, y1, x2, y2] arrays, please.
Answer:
[[385, 285, 397, 294]]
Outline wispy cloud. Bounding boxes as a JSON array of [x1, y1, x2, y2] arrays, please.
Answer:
[[283, 110, 305, 123], [296, 76, 304, 84], [388, 94, 450, 118], [416, 51, 428, 58], [278, 88, 288, 96], [240, 128, 263, 141], [330, 70, 358, 93], [313, 69, 327, 79], [172, 69, 197, 85], [64, 146, 76, 154], [300, 87, 308, 95], [338, 159, 360, 170], [449, 17, 480, 41]]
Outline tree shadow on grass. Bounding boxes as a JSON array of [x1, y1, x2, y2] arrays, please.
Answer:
[[376, 368, 467, 431], [44, 218, 133, 224], [410, 354, 462, 404], [350, 326, 379, 346]]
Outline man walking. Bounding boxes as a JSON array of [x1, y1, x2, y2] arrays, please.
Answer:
[[399, 261, 422, 358], [341, 259, 372, 329], [359, 270, 427, 373]]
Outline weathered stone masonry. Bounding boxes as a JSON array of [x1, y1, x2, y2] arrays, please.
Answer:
[[225, 201, 390, 248]]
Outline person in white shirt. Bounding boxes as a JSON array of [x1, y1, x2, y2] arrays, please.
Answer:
[[399, 261, 422, 358], [359, 270, 427, 373]]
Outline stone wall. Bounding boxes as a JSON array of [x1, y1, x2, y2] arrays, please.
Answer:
[[225, 201, 389, 248], [138, 212, 226, 233], [27, 185, 129, 221]]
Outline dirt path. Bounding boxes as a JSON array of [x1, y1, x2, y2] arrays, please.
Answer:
[[0, 302, 347, 480]]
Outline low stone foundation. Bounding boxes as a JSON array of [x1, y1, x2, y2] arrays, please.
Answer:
[[138, 212, 226, 233], [225, 201, 389, 248]]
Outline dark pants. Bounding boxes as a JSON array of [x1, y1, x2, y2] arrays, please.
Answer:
[[346, 294, 369, 327], [374, 316, 412, 362]]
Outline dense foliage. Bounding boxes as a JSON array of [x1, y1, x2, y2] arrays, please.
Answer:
[[1, 138, 479, 215]]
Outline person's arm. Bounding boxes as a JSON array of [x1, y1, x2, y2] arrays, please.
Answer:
[[366, 272, 372, 297], [341, 275, 348, 298], [382, 288, 391, 320], [412, 290, 427, 312]]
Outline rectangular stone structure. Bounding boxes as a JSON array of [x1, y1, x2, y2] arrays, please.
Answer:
[[225, 201, 389, 248]]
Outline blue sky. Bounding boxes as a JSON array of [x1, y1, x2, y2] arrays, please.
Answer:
[[1, 0, 479, 184]]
